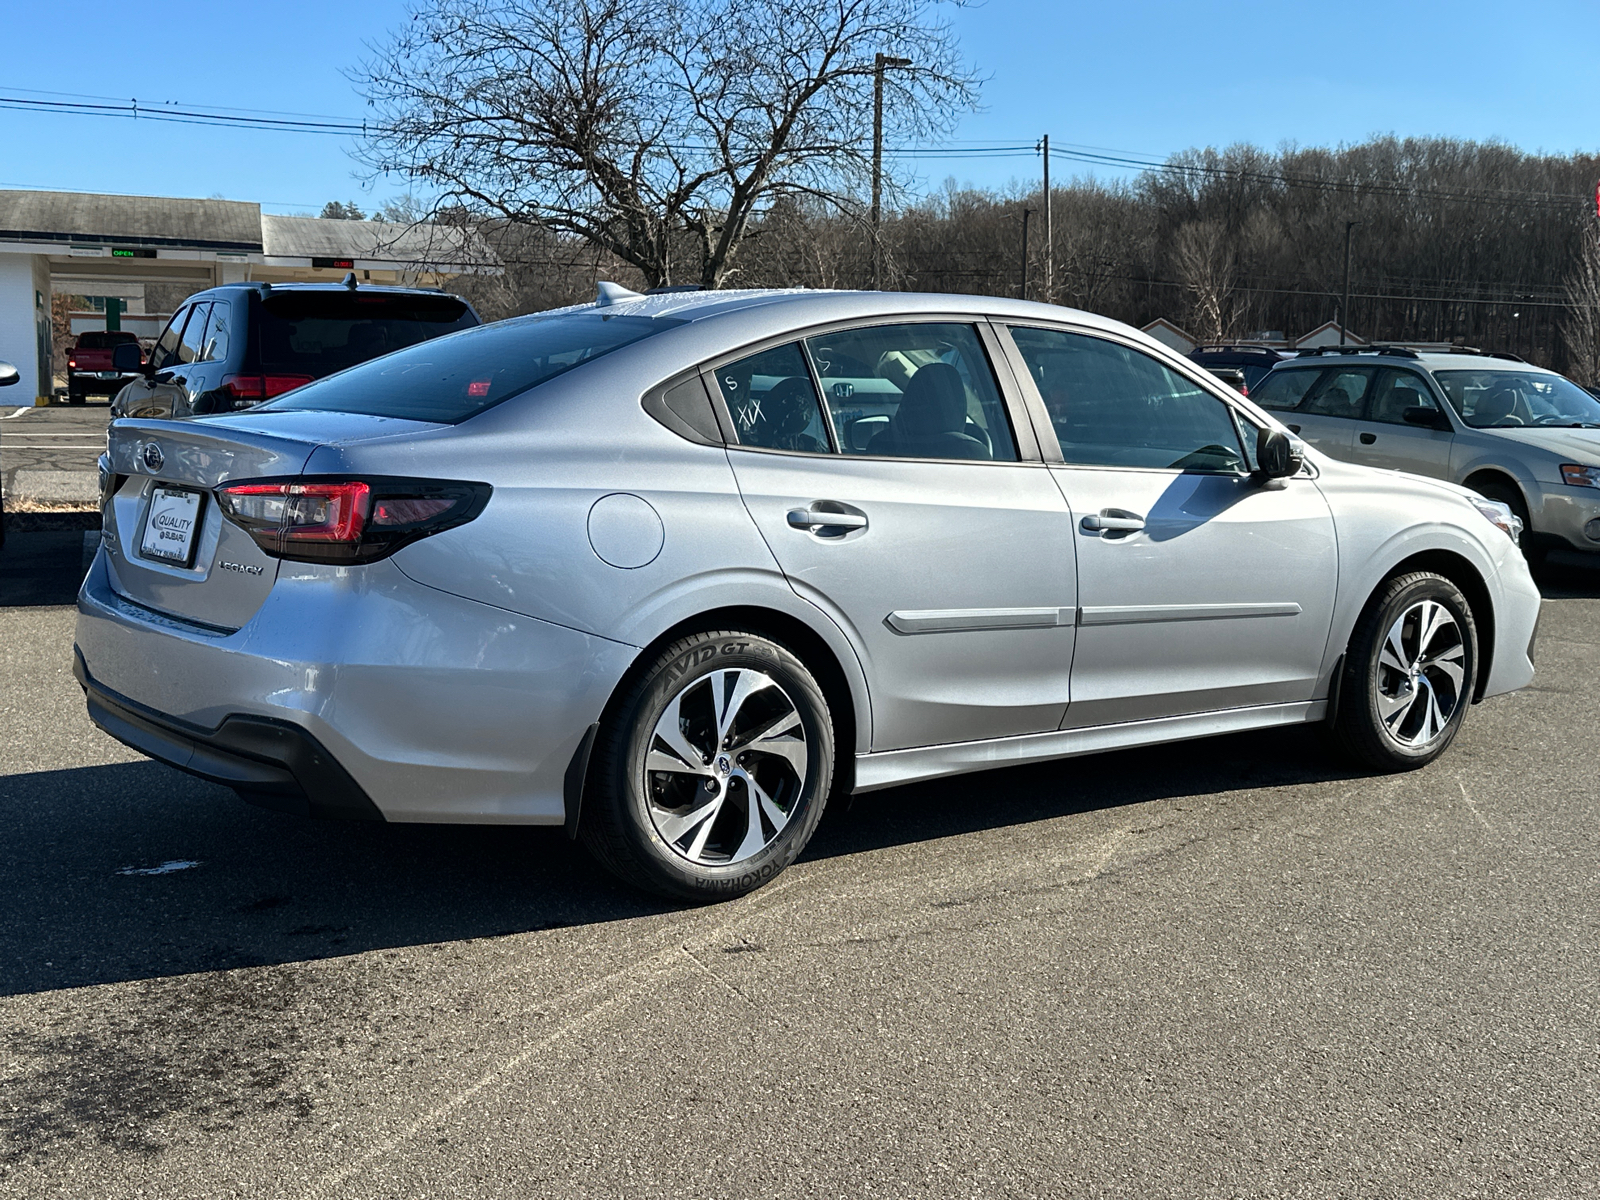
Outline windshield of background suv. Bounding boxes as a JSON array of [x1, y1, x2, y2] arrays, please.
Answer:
[[259, 312, 682, 423], [257, 292, 478, 378], [1433, 369, 1600, 429]]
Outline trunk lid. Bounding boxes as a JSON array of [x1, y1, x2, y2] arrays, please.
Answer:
[[102, 413, 441, 629]]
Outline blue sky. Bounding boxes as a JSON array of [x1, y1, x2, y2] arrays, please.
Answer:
[[3, 0, 1599, 211]]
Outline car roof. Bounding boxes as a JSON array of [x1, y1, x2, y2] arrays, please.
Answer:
[[1270, 348, 1553, 376], [520, 285, 1139, 342], [191, 282, 464, 300]]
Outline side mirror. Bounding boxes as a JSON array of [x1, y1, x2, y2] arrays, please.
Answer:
[[0, 360, 18, 388], [111, 342, 146, 374], [1403, 405, 1451, 431], [1255, 427, 1304, 480]]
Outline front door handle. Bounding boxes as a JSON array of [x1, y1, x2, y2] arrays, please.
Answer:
[[1359, 432, 1377, 444], [1287, 424, 1302, 434], [1080, 509, 1146, 533], [787, 505, 868, 533]]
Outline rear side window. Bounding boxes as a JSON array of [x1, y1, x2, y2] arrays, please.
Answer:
[[1009, 326, 1245, 472], [1250, 369, 1320, 411], [1300, 368, 1377, 418], [715, 343, 832, 453], [176, 302, 210, 365], [261, 312, 683, 424], [806, 323, 1017, 461], [256, 293, 479, 378], [75, 331, 139, 349], [200, 299, 233, 363]]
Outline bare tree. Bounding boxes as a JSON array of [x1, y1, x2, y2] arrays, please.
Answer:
[[1172, 219, 1235, 342], [357, 0, 977, 289], [1562, 224, 1600, 386]]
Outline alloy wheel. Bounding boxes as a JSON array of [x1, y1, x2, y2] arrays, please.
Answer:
[[644, 668, 809, 866], [1375, 599, 1467, 747]]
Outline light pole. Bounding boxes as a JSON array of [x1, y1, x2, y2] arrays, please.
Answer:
[[1018, 207, 1032, 300], [871, 53, 912, 291], [1039, 134, 1052, 303], [1340, 220, 1361, 346]]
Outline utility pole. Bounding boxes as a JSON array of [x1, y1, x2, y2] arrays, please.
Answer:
[[1340, 220, 1360, 345], [871, 53, 913, 291], [1040, 134, 1052, 303], [1019, 207, 1032, 301]]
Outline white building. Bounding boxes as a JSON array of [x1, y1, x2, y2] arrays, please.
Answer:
[[0, 190, 497, 403]]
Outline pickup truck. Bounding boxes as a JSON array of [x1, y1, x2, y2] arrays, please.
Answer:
[[68, 331, 144, 404]]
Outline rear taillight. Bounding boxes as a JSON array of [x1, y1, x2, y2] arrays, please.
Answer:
[[68, 357, 77, 369], [215, 476, 491, 564], [222, 374, 316, 403]]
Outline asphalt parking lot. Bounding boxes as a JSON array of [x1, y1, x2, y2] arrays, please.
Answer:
[[1, 400, 109, 512], [1, 535, 1597, 1198]]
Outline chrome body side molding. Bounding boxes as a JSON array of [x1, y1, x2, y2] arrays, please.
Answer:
[[886, 606, 1074, 634], [1077, 602, 1303, 626]]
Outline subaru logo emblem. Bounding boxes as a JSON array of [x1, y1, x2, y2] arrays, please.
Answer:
[[716, 755, 731, 775], [142, 442, 164, 472]]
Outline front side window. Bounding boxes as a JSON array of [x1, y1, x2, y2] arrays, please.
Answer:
[[1366, 370, 1444, 425], [261, 312, 681, 424], [175, 302, 210, 365], [1434, 369, 1600, 429], [714, 343, 832, 453], [1009, 327, 1246, 472], [805, 323, 1017, 461], [150, 306, 190, 371]]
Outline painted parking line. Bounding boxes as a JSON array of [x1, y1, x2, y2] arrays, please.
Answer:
[[2, 406, 36, 419]]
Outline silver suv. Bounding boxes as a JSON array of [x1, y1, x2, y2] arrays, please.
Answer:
[[1252, 346, 1600, 560]]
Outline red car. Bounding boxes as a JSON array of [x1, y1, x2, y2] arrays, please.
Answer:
[[67, 330, 144, 404]]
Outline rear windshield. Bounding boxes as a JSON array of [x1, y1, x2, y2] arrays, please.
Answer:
[[257, 292, 478, 378], [75, 331, 140, 349], [259, 312, 683, 423]]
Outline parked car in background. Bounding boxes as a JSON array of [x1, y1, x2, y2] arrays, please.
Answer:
[[110, 280, 480, 419], [67, 330, 143, 405], [1251, 344, 1600, 562], [1188, 343, 1291, 395], [77, 287, 1537, 900]]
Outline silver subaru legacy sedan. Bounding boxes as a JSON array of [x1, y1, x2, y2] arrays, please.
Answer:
[[76, 288, 1541, 899]]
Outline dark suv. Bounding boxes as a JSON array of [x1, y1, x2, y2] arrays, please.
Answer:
[[1187, 344, 1292, 396], [111, 281, 480, 419]]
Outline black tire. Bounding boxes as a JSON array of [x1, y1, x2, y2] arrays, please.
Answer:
[[1470, 478, 1542, 568], [67, 385, 85, 405], [580, 629, 835, 901], [1331, 572, 1478, 771]]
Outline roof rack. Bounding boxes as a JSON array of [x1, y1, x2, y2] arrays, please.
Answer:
[[645, 284, 704, 294], [1294, 345, 1420, 359], [1192, 343, 1291, 354]]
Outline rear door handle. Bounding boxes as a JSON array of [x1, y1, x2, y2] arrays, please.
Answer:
[[1080, 509, 1145, 533], [1287, 424, 1301, 434], [787, 505, 868, 533], [1359, 432, 1377, 444]]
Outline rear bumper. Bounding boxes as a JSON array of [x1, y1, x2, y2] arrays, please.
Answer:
[[75, 648, 383, 821], [74, 549, 639, 824]]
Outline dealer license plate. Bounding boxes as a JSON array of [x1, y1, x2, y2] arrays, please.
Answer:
[[139, 487, 204, 567]]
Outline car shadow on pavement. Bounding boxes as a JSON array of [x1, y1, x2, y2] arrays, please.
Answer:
[[809, 723, 1365, 862], [0, 760, 667, 998], [1533, 550, 1600, 600], [0, 531, 93, 607], [1, 723, 1370, 997]]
